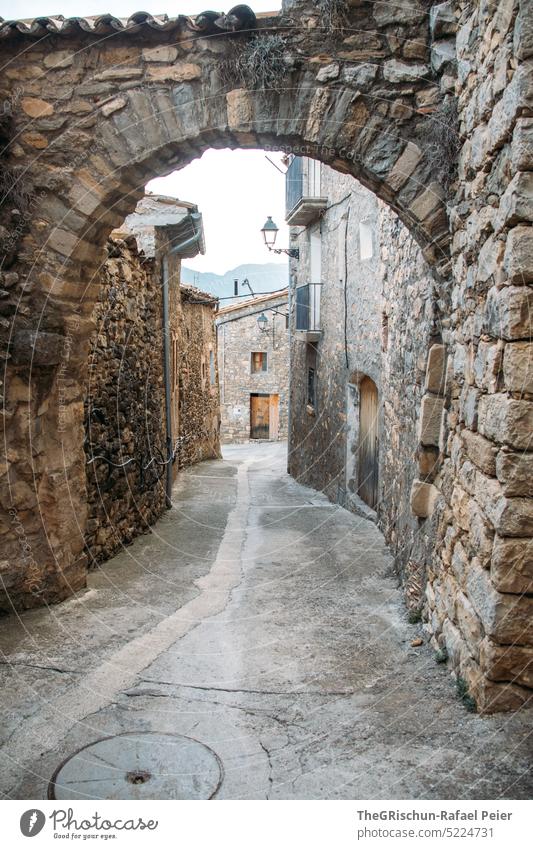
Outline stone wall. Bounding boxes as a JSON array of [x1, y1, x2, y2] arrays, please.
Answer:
[[379, 208, 439, 608], [84, 236, 221, 565], [84, 234, 166, 563], [216, 292, 290, 443], [422, 0, 533, 711], [288, 164, 438, 611], [178, 286, 221, 467]]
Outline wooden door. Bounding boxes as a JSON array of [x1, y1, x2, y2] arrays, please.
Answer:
[[269, 394, 279, 440], [250, 394, 270, 439], [357, 377, 379, 509]]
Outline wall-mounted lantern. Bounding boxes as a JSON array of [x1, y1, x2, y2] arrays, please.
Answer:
[[257, 312, 269, 333], [261, 216, 299, 259]]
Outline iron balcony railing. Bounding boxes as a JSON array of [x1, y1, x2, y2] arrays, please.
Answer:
[[285, 157, 327, 225], [286, 156, 304, 216]]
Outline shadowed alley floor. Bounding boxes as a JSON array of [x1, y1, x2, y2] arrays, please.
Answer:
[[0, 442, 531, 799]]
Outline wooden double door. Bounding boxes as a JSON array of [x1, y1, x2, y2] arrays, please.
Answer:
[[250, 393, 279, 440]]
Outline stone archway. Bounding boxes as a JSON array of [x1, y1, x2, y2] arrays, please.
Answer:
[[1, 1, 532, 711]]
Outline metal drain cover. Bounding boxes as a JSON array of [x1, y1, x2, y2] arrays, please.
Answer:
[[48, 732, 223, 800]]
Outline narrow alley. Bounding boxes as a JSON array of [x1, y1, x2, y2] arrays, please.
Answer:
[[1, 444, 531, 800]]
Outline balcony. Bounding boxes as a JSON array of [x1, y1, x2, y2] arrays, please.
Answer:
[[295, 283, 321, 341], [285, 157, 328, 226]]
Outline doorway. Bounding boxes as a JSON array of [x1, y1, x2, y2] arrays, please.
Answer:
[[250, 394, 270, 439], [357, 377, 379, 509], [250, 394, 279, 440]]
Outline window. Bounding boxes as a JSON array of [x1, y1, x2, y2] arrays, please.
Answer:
[[381, 312, 389, 352], [359, 220, 373, 260], [209, 350, 215, 385], [251, 352, 268, 373], [310, 225, 321, 285], [307, 367, 316, 408]]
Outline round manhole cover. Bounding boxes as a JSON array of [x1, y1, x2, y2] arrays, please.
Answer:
[[48, 732, 223, 800]]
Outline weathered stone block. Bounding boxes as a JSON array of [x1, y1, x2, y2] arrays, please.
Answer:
[[480, 638, 533, 688], [146, 63, 202, 82], [496, 450, 533, 496], [462, 429, 497, 476], [473, 339, 503, 392], [467, 662, 532, 713], [11, 330, 65, 366], [502, 341, 533, 395], [21, 97, 54, 118], [316, 63, 340, 82], [495, 172, 533, 232], [409, 183, 444, 222], [488, 66, 533, 152], [94, 67, 143, 81], [431, 39, 456, 73], [429, 2, 456, 38], [342, 64, 377, 88], [101, 97, 127, 118], [485, 285, 533, 340], [417, 445, 439, 477], [511, 118, 533, 171], [410, 479, 439, 517], [467, 558, 533, 644], [373, 1, 425, 27], [477, 393, 533, 450], [424, 343, 446, 394], [43, 51, 75, 70], [489, 495, 533, 537], [491, 536, 533, 593], [142, 46, 179, 63], [456, 591, 483, 659], [504, 225, 533, 283], [477, 236, 504, 283], [226, 89, 253, 131], [418, 393, 444, 446], [383, 59, 430, 83]]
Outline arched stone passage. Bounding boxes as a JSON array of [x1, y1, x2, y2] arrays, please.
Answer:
[[1, 1, 532, 711], [0, 2, 452, 606]]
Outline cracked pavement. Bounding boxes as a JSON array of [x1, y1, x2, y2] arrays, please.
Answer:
[[0, 443, 532, 799]]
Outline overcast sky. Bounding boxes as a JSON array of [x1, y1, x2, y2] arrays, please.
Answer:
[[3, 1, 288, 274]]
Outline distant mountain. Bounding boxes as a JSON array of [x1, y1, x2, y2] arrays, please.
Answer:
[[181, 262, 288, 303]]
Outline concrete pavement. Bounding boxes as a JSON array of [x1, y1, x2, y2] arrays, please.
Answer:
[[0, 442, 531, 799]]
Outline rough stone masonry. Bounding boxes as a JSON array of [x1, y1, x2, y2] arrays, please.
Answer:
[[0, 0, 531, 711]]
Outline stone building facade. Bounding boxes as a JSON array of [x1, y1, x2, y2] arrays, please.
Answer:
[[216, 291, 289, 443], [84, 196, 220, 564], [288, 160, 438, 605], [0, 0, 531, 710]]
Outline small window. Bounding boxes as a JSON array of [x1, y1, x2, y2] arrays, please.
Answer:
[[209, 350, 215, 385], [381, 312, 389, 352], [285, 312, 289, 330], [251, 352, 268, 373], [359, 220, 373, 260], [307, 367, 316, 408]]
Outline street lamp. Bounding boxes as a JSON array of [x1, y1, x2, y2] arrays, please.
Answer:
[[261, 216, 299, 259], [257, 312, 269, 333]]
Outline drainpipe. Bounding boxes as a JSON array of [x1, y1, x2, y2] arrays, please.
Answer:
[[161, 216, 203, 508]]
